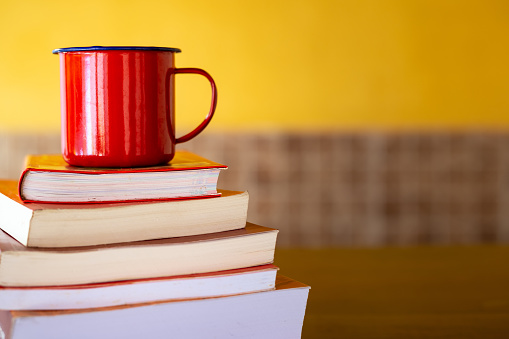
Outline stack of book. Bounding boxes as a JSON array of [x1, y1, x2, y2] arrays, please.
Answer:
[[0, 151, 310, 339]]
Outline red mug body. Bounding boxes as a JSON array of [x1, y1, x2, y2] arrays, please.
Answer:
[[54, 46, 216, 167]]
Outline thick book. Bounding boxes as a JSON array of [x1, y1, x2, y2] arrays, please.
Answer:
[[0, 264, 278, 310], [0, 275, 310, 339], [0, 180, 248, 248], [0, 223, 278, 287], [18, 150, 228, 203]]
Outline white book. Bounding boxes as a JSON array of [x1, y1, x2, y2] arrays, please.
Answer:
[[0, 275, 310, 339], [0, 265, 277, 310]]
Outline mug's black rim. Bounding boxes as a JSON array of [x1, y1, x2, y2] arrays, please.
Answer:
[[52, 46, 182, 54]]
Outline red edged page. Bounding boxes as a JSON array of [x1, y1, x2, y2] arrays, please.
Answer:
[[2, 180, 241, 212], [0, 264, 279, 311], [1, 264, 278, 291], [19, 192, 222, 205], [18, 150, 227, 204]]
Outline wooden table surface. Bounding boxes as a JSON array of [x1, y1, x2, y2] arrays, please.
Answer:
[[274, 246, 509, 339]]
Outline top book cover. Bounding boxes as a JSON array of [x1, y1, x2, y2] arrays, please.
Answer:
[[18, 150, 227, 204]]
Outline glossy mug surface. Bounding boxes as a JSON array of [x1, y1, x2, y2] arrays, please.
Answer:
[[53, 46, 217, 167]]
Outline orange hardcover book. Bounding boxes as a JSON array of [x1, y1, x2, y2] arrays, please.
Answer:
[[0, 180, 248, 248], [18, 150, 228, 203], [0, 275, 310, 339]]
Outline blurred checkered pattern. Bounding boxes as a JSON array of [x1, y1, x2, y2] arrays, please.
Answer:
[[1, 131, 508, 247]]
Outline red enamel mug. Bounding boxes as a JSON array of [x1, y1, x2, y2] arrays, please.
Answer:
[[53, 46, 217, 167]]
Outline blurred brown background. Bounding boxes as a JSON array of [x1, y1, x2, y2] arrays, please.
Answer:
[[1, 130, 508, 247]]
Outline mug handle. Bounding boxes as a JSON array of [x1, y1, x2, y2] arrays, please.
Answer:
[[173, 68, 217, 144]]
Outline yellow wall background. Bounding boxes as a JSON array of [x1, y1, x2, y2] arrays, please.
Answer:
[[0, 0, 508, 133]]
